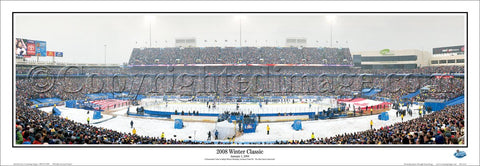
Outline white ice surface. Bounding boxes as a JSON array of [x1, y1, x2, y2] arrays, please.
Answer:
[[40, 104, 424, 142]]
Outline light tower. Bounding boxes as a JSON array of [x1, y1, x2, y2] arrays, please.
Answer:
[[326, 15, 336, 48], [144, 15, 155, 48]]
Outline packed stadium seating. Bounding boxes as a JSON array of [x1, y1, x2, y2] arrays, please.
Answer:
[[14, 49, 465, 145], [128, 47, 354, 65]]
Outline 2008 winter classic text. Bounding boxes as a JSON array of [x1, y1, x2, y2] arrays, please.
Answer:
[[204, 149, 274, 161]]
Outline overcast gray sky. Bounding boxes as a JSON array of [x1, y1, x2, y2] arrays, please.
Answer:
[[14, 14, 465, 64]]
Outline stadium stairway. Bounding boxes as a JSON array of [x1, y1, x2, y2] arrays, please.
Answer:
[[401, 89, 421, 99]]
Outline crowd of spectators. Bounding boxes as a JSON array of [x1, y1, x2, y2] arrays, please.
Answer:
[[16, 64, 464, 76], [15, 98, 464, 145], [14, 63, 465, 145], [128, 47, 353, 65], [16, 65, 464, 102], [310, 104, 464, 144]]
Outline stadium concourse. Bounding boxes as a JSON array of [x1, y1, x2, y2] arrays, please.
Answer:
[[14, 47, 465, 145]]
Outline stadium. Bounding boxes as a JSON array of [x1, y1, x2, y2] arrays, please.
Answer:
[[14, 14, 466, 145]]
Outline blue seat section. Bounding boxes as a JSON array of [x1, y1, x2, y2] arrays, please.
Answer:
[[424, 95, 464, 112], [29, 98, 63, 108], [445, 95, 464, 106], [362, 88, 382, 96], [401, 89, 421, 99]]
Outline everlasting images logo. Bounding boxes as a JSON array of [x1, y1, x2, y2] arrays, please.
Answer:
[[454, 149, 466, 158]]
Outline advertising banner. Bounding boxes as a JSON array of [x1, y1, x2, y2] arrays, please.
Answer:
[[26, 39, 36, 56], [35, 40, 47, 56], [55, 52, 63, 57], [47, 51, 55, 56], [435, 75, 454, 79], [433, 45, 464, 54]]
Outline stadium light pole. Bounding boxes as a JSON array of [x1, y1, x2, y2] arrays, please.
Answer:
[[236, 15, 246, 58], [240, 16, 243, 57], [326, 15, 336, 48], [145, 15, 155, 48]]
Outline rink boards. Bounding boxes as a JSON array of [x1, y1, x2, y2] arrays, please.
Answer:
[[171, 115, 218, 122]]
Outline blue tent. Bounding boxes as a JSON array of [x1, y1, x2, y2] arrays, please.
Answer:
[[93, 111, 102, 119], [52, 107, 61, 116], [174, 119, 184, 129], [292, 120, 302, 131], [378, 112, 389, 121]]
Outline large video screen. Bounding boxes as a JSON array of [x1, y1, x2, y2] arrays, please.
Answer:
[[15, 38, 47, 57], [15, 38, 27, 57]]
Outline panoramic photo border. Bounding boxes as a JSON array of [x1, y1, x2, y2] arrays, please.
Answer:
[[12, 11, 468, 149]]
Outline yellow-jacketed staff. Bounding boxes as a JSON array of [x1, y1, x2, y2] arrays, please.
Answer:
[[87, 117, 90, 125], [401, 114, 404, 122], [161, 132, 165, 140], [311, 132, 315, 140], [419, 106, 423, 116], [370, 108, 373, 115], [266, 125, 270, 135], [132, 128, 136, 135], [370, 120, 373, 129]]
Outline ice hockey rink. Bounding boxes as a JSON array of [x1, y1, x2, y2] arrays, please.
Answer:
[[40, 101, 423, 143]]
